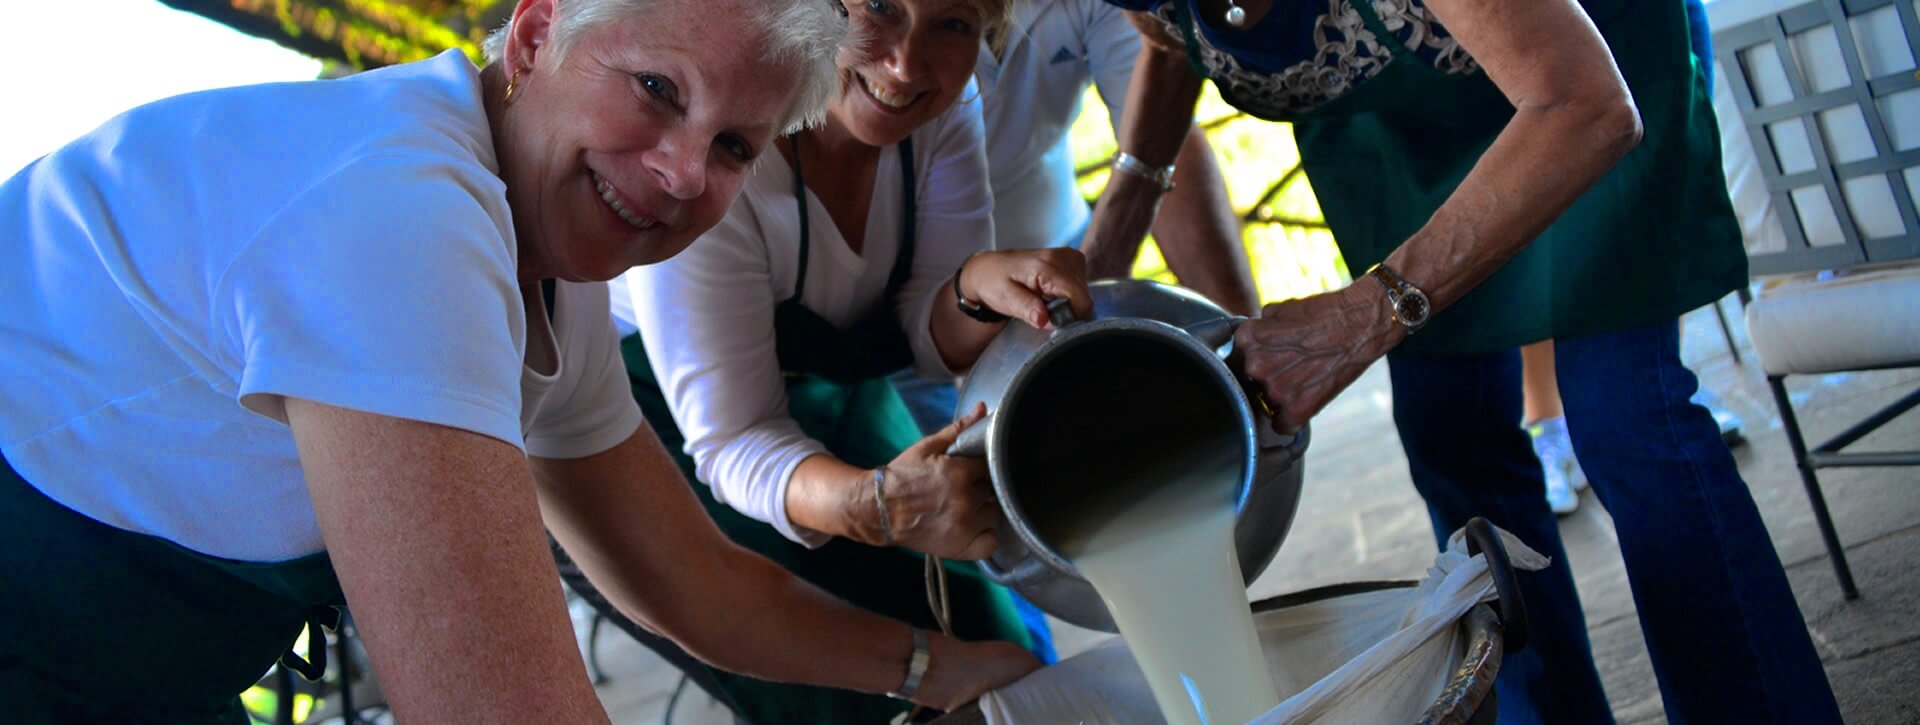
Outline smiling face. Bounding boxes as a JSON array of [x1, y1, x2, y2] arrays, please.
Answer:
[[831, 0, 987, 147], [494, 0, 801, 282]]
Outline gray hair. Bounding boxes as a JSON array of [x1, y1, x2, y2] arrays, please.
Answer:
[[484, 0, 847, 134]]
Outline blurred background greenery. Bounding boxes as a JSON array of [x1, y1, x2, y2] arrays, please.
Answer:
[[1067, 84, 1350, 305]]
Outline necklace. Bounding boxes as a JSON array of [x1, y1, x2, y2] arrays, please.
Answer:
[[1223, 0, 1247, 26]]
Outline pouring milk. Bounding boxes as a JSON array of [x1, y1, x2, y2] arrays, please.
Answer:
[[1049, 450, 1279, 725]]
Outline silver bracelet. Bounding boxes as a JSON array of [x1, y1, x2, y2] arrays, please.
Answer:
[[887, 627, 931, 700], [873, 467, 897, 547], [1112, 151, 1176, 192]]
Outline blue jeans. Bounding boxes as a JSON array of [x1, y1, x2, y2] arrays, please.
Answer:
[[1388, 321, 1838, 724]]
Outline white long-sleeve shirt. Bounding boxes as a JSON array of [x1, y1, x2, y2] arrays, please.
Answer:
[[619, 88, 993, 546]]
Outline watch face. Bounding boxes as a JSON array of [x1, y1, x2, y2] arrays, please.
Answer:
[[1398, 289, 1432, 327]]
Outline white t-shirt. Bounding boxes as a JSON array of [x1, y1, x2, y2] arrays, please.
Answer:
[[617, 89, 993, 546], [0, 50, 641, 562], [978, 0, 1141, 250]]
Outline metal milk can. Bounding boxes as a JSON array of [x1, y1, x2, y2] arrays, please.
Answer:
[[948, 279, 1307, 632]]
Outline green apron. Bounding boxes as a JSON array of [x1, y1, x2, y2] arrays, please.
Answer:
[[1175, 0, 1744, 355], [621, 136, 1031, 723], [0, 452, 345, 724]]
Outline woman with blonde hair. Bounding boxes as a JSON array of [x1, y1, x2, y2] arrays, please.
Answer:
[[601, 0, 1083, 718]]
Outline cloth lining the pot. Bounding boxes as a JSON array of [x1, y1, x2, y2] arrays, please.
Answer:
[[978, 525, 1547, 724]]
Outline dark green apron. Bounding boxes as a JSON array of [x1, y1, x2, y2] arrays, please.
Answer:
[[622, 135, 1031, 723], [1175, 0, 1744, 355], [0, 452, 345, 724]]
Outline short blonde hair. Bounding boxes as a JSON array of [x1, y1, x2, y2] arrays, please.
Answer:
[[973, 0, 1016, 54], [484, 0, 847, 134]]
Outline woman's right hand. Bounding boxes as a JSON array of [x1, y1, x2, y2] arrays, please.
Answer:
[[956, 248, 1094, 331], [911, 633, 1042, 711], [872, 403, 1000, 560]]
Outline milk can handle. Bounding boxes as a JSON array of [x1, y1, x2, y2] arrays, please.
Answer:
[[947, 412, 993, 458], [1046, 297, 1081, 329], [1464, 517, 1530, 653], [1182, 315, 1247, 353]]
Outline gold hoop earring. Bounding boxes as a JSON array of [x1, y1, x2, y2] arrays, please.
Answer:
[[504, 68, 523, 105]]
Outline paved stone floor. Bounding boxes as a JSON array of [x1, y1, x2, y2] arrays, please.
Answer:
[[591, 302, 1919, 723]]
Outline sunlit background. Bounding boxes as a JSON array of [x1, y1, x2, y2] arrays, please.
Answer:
[[3, 1, 322, 178]]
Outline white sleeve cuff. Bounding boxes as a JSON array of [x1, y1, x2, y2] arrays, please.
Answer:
[[698, 434, 835, 548]]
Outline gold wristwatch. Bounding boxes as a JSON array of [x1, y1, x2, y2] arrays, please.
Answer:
[[1365, 263, 1431, 333]]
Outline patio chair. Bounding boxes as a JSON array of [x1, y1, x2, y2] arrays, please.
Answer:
[[1713, 0, 1920, 600]]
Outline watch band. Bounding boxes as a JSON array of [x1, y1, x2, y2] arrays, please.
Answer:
[[887, 628, 931, 700], [1364, 263, 1431, 332], [954, 254, 1009, 323], [1112, 151, 1176, 192]]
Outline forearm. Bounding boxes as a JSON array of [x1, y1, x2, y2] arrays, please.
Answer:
[[681, 546, 919, 691], [1150, 126, 1259, 316], [1382, 0, 1642, 324], [929, 276, 1010, 370], [1383, 100, 1640, 318], [291, 401, 608, 724], [535, 431, 915, 696], [553, 503, 911, 693], [785, 452, 885, 545], [1083, 41, 1205, 278]]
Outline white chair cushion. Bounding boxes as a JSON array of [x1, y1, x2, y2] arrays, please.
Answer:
[[1746, 264, 1920, 377]]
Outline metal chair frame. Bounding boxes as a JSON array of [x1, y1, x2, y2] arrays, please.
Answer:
[[1716, 0, 1920, 600]]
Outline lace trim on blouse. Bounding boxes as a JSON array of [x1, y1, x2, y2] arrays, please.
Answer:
[[1151, 0, 1480, 119]]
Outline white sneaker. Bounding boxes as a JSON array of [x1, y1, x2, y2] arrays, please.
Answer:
[[1529, 416, 1585, 515], [1691, 387, 1746, 446]]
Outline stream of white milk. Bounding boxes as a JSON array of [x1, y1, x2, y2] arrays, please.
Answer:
[[1051, 458, 1278, 725]]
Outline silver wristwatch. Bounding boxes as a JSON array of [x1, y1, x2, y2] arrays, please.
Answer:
[[886, 628, 931, 700], [1365, 263, 1431, 332]]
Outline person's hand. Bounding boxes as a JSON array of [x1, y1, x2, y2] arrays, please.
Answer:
[[1232, 282, 1406, 433], [911, 634, 1043, 711], [875, 404, 1000, 560], [956, 249, 1093, 330]]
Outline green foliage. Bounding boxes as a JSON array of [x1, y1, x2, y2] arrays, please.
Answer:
[[175, 0, 489, 70], [1066, 83, 1349, 304]]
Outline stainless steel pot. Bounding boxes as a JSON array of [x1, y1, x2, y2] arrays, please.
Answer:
[[948, 279, 1307, 632]]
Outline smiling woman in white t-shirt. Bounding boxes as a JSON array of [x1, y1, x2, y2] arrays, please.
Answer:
[[609, 0, 1090, 719], [0, 0, 1039, 720]]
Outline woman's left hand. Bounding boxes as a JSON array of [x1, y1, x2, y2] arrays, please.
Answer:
[[912, 634, 1042, 711], [957, 249, 1094, 330], [1232, 282, 1406, 433]]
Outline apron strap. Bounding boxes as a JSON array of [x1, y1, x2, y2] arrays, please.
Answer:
[[1344, 0, 1410, 60], [782, 135, 919, 306], [786, 136, 813, 304], [540, 278, 558, 324], [1169, 2, 1215, 82], [276, 604, 342, 682]]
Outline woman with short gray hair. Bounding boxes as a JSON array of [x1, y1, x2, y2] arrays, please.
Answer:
[[0, 0, 1035, 720]]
